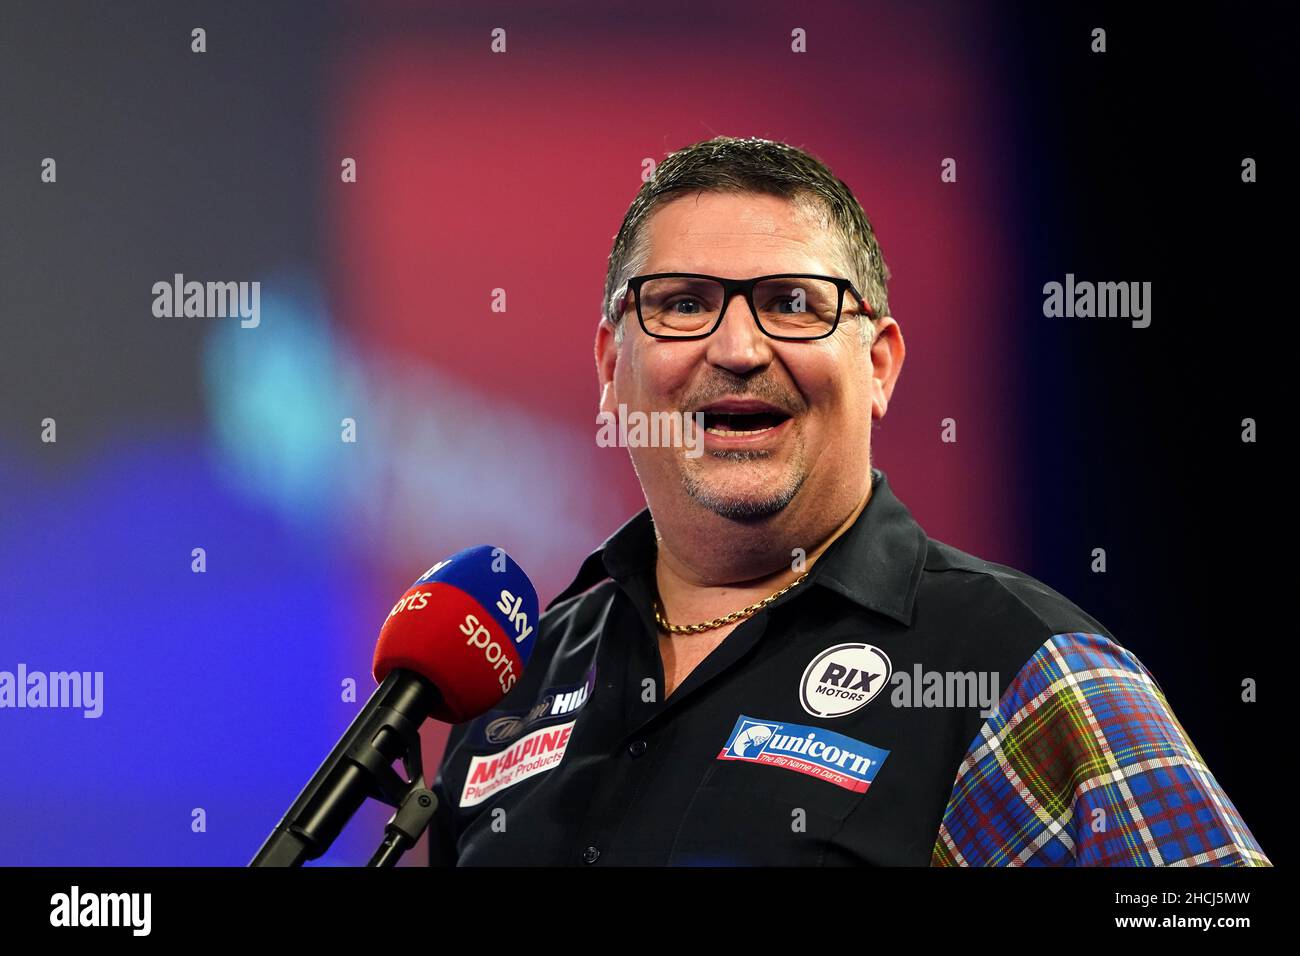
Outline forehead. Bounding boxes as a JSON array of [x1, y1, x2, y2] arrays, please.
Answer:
[[641, 191, 843, 276]]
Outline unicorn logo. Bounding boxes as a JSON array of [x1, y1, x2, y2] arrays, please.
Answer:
[[730, 721, 776, 757]]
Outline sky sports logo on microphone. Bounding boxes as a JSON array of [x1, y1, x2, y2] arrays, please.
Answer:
[[373, 545, 539, 724], [386, 584, 533, 644], [459, 603, 524, 694]]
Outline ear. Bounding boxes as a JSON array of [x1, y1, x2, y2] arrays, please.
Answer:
[[867, 315, 905, 421], [595, 318, 621, 415]]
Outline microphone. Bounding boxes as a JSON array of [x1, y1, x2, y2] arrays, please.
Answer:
[[250, 545, 538, 867]]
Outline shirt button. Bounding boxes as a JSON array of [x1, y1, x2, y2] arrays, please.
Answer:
[[582, 845, 601, 864], [627, 740, 647, 757]]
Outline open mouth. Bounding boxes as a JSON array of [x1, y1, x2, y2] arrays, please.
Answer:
[[700, 410, 791, 437]]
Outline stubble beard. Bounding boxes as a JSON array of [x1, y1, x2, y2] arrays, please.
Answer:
[[678, 445, 809, 521]]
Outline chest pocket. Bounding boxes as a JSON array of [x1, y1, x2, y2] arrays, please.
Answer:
[[666, 754, 874, 866]]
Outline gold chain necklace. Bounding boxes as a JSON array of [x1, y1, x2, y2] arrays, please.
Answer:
[[653, 571, 810, 635]]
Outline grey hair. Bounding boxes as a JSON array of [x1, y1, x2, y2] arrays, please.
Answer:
[[602, 136, 891, 348]]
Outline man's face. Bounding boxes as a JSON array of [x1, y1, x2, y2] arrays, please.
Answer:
[[596, 191, 902, 528]]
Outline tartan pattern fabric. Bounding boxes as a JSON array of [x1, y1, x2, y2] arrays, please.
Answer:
[[931, 632, 1270, 866]]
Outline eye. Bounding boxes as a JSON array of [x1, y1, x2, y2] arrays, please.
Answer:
[[668, 297, 703, 314]]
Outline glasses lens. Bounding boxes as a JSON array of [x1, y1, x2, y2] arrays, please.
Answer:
[[638, 276, 725, 336], [753, 277, 841, 338]]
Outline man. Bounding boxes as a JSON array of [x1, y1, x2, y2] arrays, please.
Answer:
[[427, 136, 1269, 866]]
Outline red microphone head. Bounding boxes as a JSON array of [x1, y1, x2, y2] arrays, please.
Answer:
[[373, 545, 539, 723]]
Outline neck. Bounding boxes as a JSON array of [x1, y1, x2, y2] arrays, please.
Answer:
[[652, 474, 874, 624]]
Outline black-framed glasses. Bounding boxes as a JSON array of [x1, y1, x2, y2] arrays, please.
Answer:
[[623, 272, 875, 341]]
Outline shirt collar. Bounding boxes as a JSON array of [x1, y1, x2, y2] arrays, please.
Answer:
[[545, 467, 928, 626]]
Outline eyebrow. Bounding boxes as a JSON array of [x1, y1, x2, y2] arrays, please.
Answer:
[[639, 268, 836, 277]]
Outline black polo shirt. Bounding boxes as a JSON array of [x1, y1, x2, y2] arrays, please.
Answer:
[[424, 467, 1268, 866]]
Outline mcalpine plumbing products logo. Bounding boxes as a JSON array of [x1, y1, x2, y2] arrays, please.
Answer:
[[1042, 274, 1151, 328], [596, 404, 705, 459], [152, 273, 261, 328], [459, 719, 577, 807], [0, 664, 103, 718], [717, 715, 890, 793]]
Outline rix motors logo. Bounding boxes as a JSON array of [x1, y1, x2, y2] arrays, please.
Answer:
[[799, 642, 892, 718]]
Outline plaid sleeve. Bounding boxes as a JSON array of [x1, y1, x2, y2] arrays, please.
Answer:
[[930, 631, 1271, 866]]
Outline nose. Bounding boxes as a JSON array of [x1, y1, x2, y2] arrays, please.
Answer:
[[704, 289, 774, 374]]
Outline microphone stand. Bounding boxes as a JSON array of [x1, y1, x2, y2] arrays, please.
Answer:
[[367, 780, 438, 867], [250, 671, 440, 867]]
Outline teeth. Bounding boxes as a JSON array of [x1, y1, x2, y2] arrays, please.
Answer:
[[705, 426, 775, 437]]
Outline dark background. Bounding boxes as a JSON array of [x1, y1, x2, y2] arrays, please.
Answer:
[[1012, 3, 1289, 864]]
